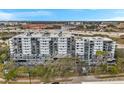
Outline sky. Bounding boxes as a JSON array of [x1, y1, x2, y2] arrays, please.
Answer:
[[1, 9, 124, 21]]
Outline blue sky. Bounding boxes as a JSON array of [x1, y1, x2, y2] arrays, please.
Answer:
[[0, 9, 124, 21]]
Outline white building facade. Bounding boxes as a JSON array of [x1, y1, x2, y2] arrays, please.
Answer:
[[75, 37, 116, 65], [9, 32, 116, 65]]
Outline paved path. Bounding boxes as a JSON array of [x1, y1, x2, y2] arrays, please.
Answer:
[[60, 76, 100, 84], [82, 81, 124, 84], [1, 75, 124, 84], [60, 75, 124, 84]]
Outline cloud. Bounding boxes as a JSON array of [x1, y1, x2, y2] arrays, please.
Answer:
[[0, 11, 14, 20], [68, 9, 84, 12], [114, 10, 124, 14], [101, 17, 124, 21], [15, 10, 53, 16], [0, 10, 53, 21], [1, 9, 124, 21]]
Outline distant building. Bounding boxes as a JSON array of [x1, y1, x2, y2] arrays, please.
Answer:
[[0, 21, 27, 26], [21, 24, 48, 29], [9, 31, 116, 65], [67, 21, 84, 25]]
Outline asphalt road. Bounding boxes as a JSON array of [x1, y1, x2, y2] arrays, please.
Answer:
[[1, 75, 124, 84]]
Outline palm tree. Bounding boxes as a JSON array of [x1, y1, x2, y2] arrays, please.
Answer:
[[96, 51, 108, 65], [4, 68, 17, 83], [3, 60, 17, 83]]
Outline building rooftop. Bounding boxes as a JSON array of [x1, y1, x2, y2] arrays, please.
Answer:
[[11, 31, 114, 41], [12, 31, 73, 38], [75, 36, 113, 41]]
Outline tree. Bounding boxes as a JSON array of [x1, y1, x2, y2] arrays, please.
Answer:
[[96, 50, 108, 64], [17, 66, 28, 74], [117, 58, 124, 72], [0, 63, 4, 78], [86, 24, 97, 30], [107, 24, 116, 28], [42, 67, 52, 83], [76, 25, 84, 30], [4, 68, 17, 83], [4, 60, 15, 70], [100, 64, 107, 73], [3, 60, 17, 83], [115, 48, 124, 73], [96, 51, 108, 56], [0, 46, 9, 63], [108, 66, 118, 75], [95, 63, 107, 75], [0, 54, 7, 63]]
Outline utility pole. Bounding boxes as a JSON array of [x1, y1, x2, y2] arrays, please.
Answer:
[[75, 56, 82, 76], [28, 70, 31, 84]]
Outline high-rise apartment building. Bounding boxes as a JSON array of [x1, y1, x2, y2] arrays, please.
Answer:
[[9, 31, 116, 65], [75, 37, 116, 64]]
